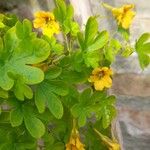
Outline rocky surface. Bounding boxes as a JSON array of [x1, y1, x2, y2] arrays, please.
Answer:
[[0, 0, 55, 20], [116, 95, 150, 150], [111, 73, 150, 97]]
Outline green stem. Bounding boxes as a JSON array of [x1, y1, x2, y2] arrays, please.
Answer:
[[64, 35, 71, 55], [73, 118, 77, 129], [93, 128, 104, 139]]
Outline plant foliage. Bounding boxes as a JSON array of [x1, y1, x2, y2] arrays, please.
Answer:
[[0, 0, 149, 149]]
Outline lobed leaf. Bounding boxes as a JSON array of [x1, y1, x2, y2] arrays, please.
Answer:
[[135, 33, 150, 69], [85, 17, 98, 46], [87, 30, 109, 51], [0, 20, 50, 90], [23, 105, 45, 139], [45, 66, 62, 80], [35, 81, 64, 119], [10, 107, 23, 127]]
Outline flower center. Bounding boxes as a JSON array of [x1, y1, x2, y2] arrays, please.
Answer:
[[98, 71, 105, 79], [44, 16, 50, 24]]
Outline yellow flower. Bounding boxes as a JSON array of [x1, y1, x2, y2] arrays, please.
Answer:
[[103, 3, 136, 29], [94, 128, 120, 150], [33, 11, 60, 37], [89, 67, 113, 91], [66, 128, 85, 150]]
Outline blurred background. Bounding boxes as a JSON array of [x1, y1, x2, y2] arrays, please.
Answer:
[[0, 0, 150, 149]]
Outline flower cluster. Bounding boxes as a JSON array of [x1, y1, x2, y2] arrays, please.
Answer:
[[33, 11, 60, 37], [103, 3, 136, 29], [89, 67, 113, 91], [66, 128, 85, 150]]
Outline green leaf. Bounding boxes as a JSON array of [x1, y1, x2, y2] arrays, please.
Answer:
[[0, 112, 10, 123], [16, 19, 32, 39], [71, 104, 83, 118], [54, 0, 67, 23], [135, 33, 150, 69], [45, 66, 62, 80], [53, 142, 65, 150], [77, 32, 85, 50], [66, 5, 74, 19], [15, 130, 37, 149], [85, 17, 98, 46], [47, 92, 63, 119], [2, 14, 18, 28], [0, 128, 9, 143], [0, 22, 5, 28], [61, 70, 88, 83], [63, 20, 79, 36], [10, 107, 23, 127], [136, 33, 150, 51], [79, 88, 92, 105], [43, 36, 64, 55], [0, 14, 18, 36], [71, 103, 92, 127], [0, 23, 50, 90], [71, 88, 96, 127], [87, 31, 109, 51], [70, 21, 80, 36], [104, 39, 121, 62], [59, 56, 71, 67], [52, 43, 64, 55], [0, 122, 37, 149], [71, 50, 84, 72], [91, 91, 106, 103], [104, 46, 113, 63], [23, 105, 45, 138], [83, 50, 100, 68], [78, 113, 87, 127], [43, 132, 55, 146], [118, 26, 130, 41], [0, 143, 14, 150], [24, 116, 45, 139], [138, 52, 150, 69], [47, 80, 68, 96], [35, 86, 46, 113], [102, 105, 116, 128], [81, 28, 108, 67], [35, 81, 64, 119], [12, 75, 33, 101], [54, 1, 79, 37], [121, 45, 134, 57], [0, 88, 8, 99], [96, 95, 117, 128], [63, 86, 79, 108]]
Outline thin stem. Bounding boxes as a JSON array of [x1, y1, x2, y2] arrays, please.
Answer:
[[93, 128, 120, 148], [73, 118, 77, 129], [64, 35, 70, 54], [93, 128, 104, 139], [69, 34, 72, 53]]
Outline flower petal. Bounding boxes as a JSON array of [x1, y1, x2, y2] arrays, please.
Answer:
[[102, 76, 112, 88], [92, 68, 102, 75], [122, 11, 136, 29], [94, 80, 105, 91], [88, 75, 99, 82]]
